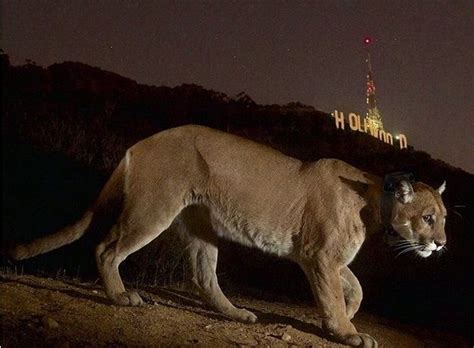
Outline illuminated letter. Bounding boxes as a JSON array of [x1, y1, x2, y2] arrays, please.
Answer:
[[365, 120, 378, 137], [349, 113, 358, 131], [369, 126, 378, 138], [378, 129, 386, 142], [334, 110, 345, 130], [356, 114, 364, 132], [385, 132, 393, 145], [363, 118, 369, 133], [398, 134, 408, 149]]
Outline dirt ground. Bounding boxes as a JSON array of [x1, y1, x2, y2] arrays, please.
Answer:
[[0, 274, 468, 347]]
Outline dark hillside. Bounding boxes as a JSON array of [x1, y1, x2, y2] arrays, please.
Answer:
[[2, 53, 473, 339]]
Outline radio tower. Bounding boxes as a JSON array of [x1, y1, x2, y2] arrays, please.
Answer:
[[363, 37, 384, 132]]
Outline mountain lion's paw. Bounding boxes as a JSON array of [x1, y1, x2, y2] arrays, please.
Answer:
[[228, 308, 258, 323], [113, 291, 144, 306], [344, 332, 378, 348]]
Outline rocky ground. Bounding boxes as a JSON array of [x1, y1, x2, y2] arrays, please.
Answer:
[[0, 274, 468, 347]]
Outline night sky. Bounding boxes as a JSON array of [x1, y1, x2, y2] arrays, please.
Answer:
[[3, 1, 473, 173]]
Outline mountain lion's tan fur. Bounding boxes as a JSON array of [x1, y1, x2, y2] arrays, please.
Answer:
[[10, 125, 447, 347]]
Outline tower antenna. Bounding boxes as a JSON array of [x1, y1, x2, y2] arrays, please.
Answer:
[[363, 37, 384, 133]]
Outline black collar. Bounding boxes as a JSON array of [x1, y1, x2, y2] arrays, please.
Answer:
[[381, 171, 415, 237], [383, 172, 415, 193], [384, 225, 398, 237]]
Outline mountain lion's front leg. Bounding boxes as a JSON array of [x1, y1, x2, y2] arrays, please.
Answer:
[[179, 207, 258, 324], [187, 234, 257, 323], [341, 266, 363, 320], [301, 260, 377, 348]]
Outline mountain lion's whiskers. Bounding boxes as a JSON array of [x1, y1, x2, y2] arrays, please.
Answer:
[[395, 245, 423, 258]]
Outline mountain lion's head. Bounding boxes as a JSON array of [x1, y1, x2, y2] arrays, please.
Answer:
[[384, 179, 447, 258]]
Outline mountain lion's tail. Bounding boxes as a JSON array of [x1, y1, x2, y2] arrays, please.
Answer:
[[9, 211, 94, 260], [8, 158, 127, 261]]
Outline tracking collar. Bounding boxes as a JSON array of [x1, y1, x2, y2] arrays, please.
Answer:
[[381, 172, 415, 236], [383, 172, 415, 193]]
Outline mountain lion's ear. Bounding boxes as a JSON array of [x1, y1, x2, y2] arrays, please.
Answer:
[[437, 180, 446, 195], [395, 180, 415, 204]]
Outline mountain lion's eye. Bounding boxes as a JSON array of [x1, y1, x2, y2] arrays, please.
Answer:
[[422, 215, 434, 225]]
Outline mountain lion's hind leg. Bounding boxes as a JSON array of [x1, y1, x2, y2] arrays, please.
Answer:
[[95, 224, 143, 306], [96, 200, 185, 306], [341, 266, 362, 320]]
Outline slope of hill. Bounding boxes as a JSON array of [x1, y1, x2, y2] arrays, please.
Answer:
[[2, 53, 473, 340], [2, 274, 469, 347]]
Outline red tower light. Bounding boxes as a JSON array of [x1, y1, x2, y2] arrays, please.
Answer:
[[364, 37, 372, 45]]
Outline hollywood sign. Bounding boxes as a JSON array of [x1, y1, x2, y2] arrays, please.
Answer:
[[332, 110, 408, 149]]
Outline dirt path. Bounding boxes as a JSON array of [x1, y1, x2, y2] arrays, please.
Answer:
[[0, 275, 467, 347]]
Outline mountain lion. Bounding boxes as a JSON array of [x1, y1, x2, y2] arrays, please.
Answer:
[[9, 125, 447, 347]]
